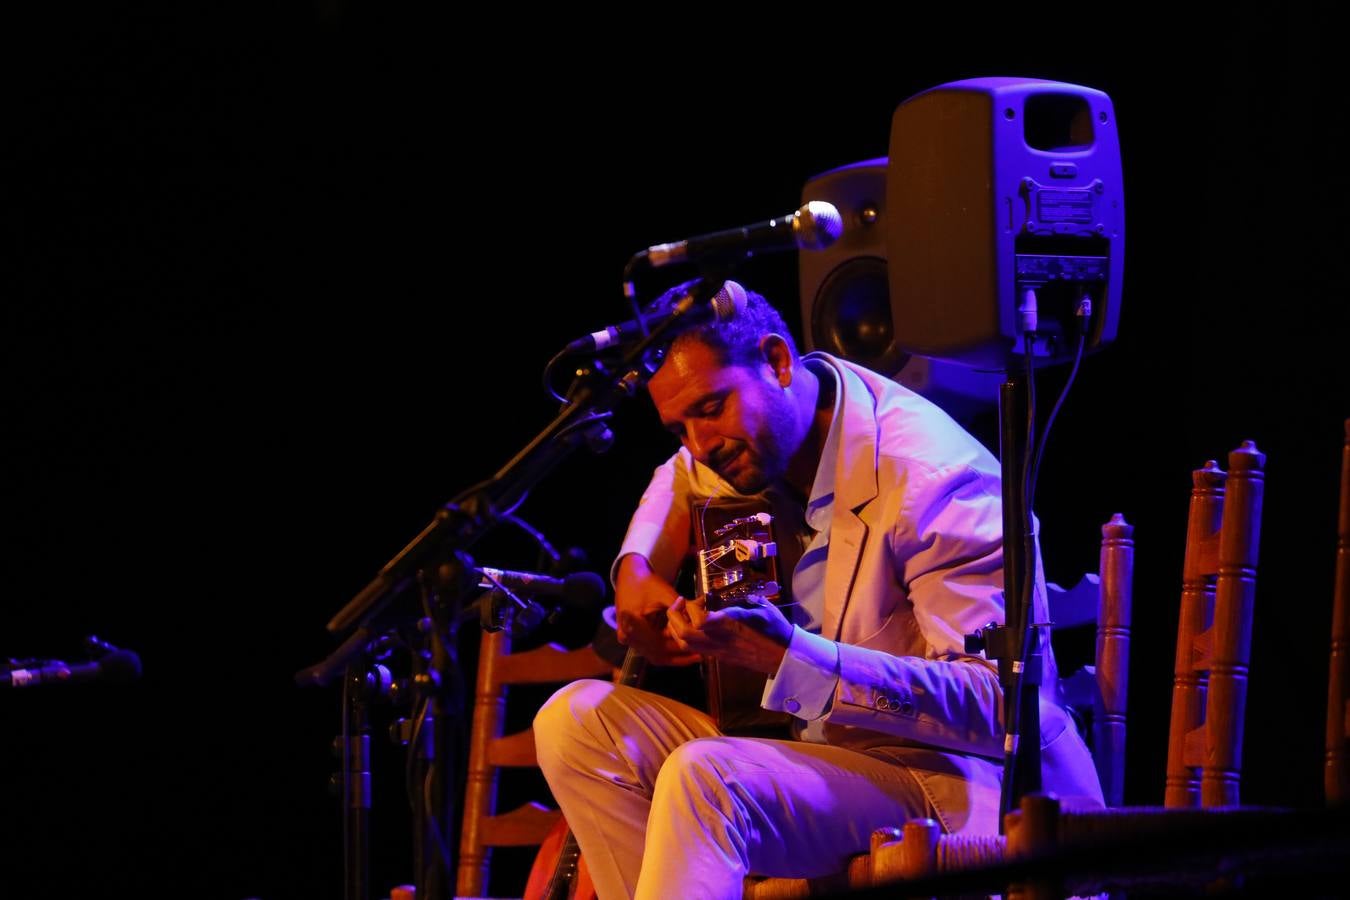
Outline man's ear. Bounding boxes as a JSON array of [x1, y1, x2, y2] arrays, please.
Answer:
[[758, 334, 796, 387]]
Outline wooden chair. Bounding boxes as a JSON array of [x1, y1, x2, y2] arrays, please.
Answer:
[[456, 626, 615, 898], [1165, 440, 1266, 808], [741, 511, 1134, 898], [1052, 512, 1135, 807], [875, 792, 1314, 900], [863, 439, 1269, 894], [1327, 418, 1350, 806]]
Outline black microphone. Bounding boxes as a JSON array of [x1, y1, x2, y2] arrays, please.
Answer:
[[640, 200, 843, 270], [476, 567, 606, 606], [473, 568, 608, 637], [4, 649, 142, 688], [565, 279, 748, 353]]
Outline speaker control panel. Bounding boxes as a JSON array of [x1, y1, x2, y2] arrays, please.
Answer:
[[1014, 253, 1109, 287], [1014, 254, 1110, 359]]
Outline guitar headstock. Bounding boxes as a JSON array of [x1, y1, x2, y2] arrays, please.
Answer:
[[696, 510, 779, 610]]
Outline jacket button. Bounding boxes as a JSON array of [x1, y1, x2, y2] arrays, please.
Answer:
[[784, 698, 801, 714], [899, 699, 915, 715], [876, 696, 892, 711]]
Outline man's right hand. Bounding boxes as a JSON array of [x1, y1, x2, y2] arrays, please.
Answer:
[[613, 554, 703, 666]]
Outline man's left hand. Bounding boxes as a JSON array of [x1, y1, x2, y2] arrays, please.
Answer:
[[666, 595, 793, 674]]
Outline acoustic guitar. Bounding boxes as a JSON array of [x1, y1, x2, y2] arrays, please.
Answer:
[[525, 499, 792, 899], [690, 499, 795, 738]]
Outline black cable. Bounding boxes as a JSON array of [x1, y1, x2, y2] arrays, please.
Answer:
[[405, 692, 428, 812], [1002, 301, 1093, 815], [551, 410, 613, 443], [1028, 302, 1091, 505], [504, 513, 562, 564], [399, 578, 462, 884], [541, 346, 573, 404], [621, 253, 646, 331]]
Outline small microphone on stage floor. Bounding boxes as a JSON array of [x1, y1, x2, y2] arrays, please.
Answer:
[[4, 648, 142, 688]]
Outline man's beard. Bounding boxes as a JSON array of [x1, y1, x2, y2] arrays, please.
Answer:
[[712, 445, 780, 495], [709, 393, 798, 495]]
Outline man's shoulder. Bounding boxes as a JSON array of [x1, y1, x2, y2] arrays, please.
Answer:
[[813, 352, 999, 480]]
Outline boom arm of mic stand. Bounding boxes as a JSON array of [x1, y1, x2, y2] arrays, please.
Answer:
[[324, 278, 724, 637]]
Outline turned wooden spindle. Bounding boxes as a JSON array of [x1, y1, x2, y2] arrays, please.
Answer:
[[1201, 440, 1265, 808], [1327, 419, 1350, 806], [1097, 512, 1134, 807], [1165, 460, 1226, 808]]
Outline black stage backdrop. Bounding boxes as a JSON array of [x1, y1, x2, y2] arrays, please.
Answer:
[[3, 7, 1347, 898]]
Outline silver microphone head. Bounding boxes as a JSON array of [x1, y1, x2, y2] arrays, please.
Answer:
[[793, 200, 844, 250], [710, 279, 748, 322]]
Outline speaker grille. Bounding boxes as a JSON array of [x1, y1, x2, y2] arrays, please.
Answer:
[[810, 256, 908, 376]]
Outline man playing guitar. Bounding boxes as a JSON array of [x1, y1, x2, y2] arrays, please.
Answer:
[[534, 280, 1102, 899]]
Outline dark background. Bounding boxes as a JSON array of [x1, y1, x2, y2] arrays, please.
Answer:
[[3, 6, 1347, 898]]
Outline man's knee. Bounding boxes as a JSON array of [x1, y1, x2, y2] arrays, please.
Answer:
[[652, 738, 740, 811], [533, 678, 614, 775]]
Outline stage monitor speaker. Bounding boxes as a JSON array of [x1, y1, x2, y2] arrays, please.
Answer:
[[800, 159, 999, 423], [886, 77, 1124, 370]]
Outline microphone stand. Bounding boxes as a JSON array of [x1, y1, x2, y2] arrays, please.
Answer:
[[316, 275, 730, 900], [406, 565, 471, 900], [324, 274, 731, 637], [340, 660, 374, 900]]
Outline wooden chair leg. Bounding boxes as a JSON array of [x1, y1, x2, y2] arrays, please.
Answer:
[[1327, 419, 1350, 806]]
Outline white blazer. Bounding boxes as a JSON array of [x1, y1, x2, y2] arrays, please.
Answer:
[[617, 353, 1104, 833]]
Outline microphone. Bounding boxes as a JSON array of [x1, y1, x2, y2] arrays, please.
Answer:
[[476, 567, 606, 605], [4, 649, 142, 689], [473, 567, 608, 637], [565, 279, 748, 353], [640, 200, 843, 269]]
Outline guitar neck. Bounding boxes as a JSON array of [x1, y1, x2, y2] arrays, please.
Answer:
[[542, 830, 582, 900], [618, 645, 648, 688]]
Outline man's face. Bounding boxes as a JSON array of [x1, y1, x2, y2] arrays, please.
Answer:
[[648, 338, 797, 494]]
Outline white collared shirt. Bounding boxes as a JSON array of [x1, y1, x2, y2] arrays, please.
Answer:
[[761, 358, 845, 739]]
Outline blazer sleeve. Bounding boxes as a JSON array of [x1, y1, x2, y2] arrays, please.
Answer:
[[824, 461, 1010, 757]]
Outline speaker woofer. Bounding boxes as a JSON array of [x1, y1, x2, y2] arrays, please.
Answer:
[[810, 256, 908, 376]]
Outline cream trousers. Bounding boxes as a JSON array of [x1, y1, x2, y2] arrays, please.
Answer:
[[533, 679, 934, 900]]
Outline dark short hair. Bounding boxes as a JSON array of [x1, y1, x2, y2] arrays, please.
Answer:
[[649, 277, 798, 369]]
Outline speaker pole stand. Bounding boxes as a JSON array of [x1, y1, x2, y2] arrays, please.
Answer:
[[996, 369, 1043, 823]]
